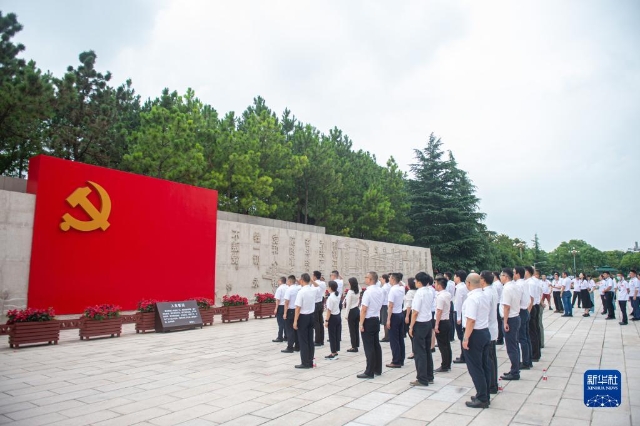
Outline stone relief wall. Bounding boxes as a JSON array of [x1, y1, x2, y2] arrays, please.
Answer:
[[215, 219, 432, 303]]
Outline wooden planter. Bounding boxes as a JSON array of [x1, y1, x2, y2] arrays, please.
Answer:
[[222, 305, 250, 323], [199, 308, 214, 326], [254, 302, 277, 319], [8, 321, 61, 348], [79, 317, 122, 340], [136, 312, 156, 333]]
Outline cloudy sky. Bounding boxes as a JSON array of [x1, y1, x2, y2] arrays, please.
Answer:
[[4, 0, 639, 252]]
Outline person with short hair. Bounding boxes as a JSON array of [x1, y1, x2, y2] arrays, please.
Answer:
[[282, 275, 300, 353], [560, 271, 573, 317], [434, 277, 452, 372], [405, 278, 417, 359], [344, 278, 361, 352], [294, 273, 316, 368], [386, 272, 406, 368], [602, 271, 615, 319], [534, 269, 545, 349], [409, 272, 435, 386], [444, 271, 456, 342], [380, 274, 391, 342], [462, 273, 492, 408], [492, 271, 504, 345], [551, 272, 564, 313], [358, 272, 384, 378], [500, 268, 522, 381], [525, 266, 541, 362], [629, 270, 640, 321], [324, 281, 342, 359], [312, 271, 326, 346], [480, 271, 499, 394], [515, 266, 533, 369], [616, 272, 629, 325], [453, 270, 469, 364], [273, 276, 288, 342], [540, 274, 552, 311]]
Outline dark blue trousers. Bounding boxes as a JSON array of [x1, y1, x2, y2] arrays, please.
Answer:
[[504, 315, 521, 376], [464, 328, 491, 403], [518, 309, 532, 367], [285, 309, 298, 350], [276, 305, 285, 339], [297, 313, 314, 367], [413, 321, 434, 385], [389, 312, 405, 365]]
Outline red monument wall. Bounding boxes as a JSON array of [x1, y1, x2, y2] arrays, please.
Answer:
[[26, 155, 217, 314]]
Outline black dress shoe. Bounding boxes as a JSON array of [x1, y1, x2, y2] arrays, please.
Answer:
[[620, 322, 628, 325], [295, 364, 312, 369], [606, 317, 616, 320], [532, 358, 540, 362], [293, 347, 300, 352], [314, 342, 324, 346], [380, 338, 390, 343], [272, 338, 284, 342], [347, 348, 359, 353], [281, 348, 294, 353], [489, 389, 498, 395], [519, 364, 531, 370], [453, 358, 466, 364], [466, 399, 489, 408], [472, 396, 491, 404], [496, 341, 504, 345], [501, 373, 520, 380], [434, 367, 450, 373], [357, 373, 374, 379]]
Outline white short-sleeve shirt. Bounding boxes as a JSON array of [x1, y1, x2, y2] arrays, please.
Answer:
[[500, 281, 522, 318], [462, 288, 490, 329], [483, 285, 499, 340], [326, 292, 341, 315], [412, 286, 434, 322], [361, 285, 384, 318], [275, 283, 288, 305], [314, 280, 327, 303], [436, 290, 451, 318], [284, 284, 301, 310], [388, 284, 405, 314], [295, 285, 317, 314]]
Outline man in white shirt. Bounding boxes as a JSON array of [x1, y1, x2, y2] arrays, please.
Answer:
[[525, 266, 541, 362], [629, 269, 640, 321], [453, 270, 469, 364], [602, 271, 615, 320], [617, 273, 629, 325], [380, 274, 391, 342], [358, 271, 384, 379], [560, 272, 573, 317], [386, 273, 406, 368], [461, 273, 492, 408], [434, 277, 452, 372], [551, 273, 564, 313], [273, 276, 288, 343], [444, 272, 457, 342], [541, 274, 552, 311], [571, 275, 582, 309], [515, 267, 533, 369], [499, 268, 523, 381], [282, 275, 300, 353], [534, 270, 546, 349], [331, 270, 345, 343], [480, 271, 499, 394], [294, 273, 317, 368], [409, 272, 435, 386], [312, 271, 326, 346], [492, 271, 504, 345]]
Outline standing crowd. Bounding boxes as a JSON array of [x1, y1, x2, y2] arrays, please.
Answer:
[[269, 267, 638, 409]]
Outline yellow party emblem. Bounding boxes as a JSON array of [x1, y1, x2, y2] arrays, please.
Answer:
[[60, 181, 111, 232]]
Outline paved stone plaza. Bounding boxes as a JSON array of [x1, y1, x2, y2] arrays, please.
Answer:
[[1, 300, 638, 426]]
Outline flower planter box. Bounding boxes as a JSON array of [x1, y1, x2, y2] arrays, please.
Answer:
[[136, 312, 156, 333], [199, 308, 215, 326], [222, 305, 250, 323], [253, 302, 277, 319], [79, 317, 122, 340], [8, 321, 61, 348]]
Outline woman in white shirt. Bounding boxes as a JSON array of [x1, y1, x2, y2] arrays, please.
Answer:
[[578, 272, 593, 317], [404, 278, 417, 359], [344, 278, 361, 353], [325, 281, 342, 360]]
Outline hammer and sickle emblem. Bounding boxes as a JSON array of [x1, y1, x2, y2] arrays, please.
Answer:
[[60, 181, 112, 232]]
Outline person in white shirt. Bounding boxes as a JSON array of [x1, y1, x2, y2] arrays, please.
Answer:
[[560, 271, 573, 317], [492, 271, 504, 345], [434, 277, 452, 372], [453, 270, 469, 364], [515, 267, 533, 369], [587, 275, 596, 314], [534, 270, 546, 349], [616, 273, 630, 325], [408, 272, 435, 386], [461, 273, 492, 408], [602, 271, 616, 319], [324, 281, 342, 359], [358, 271, 384, 379], [629, 269, 640, 321], [294, 273, 317, 368], [540, 274, 552, 311], [571, 276, 582, 309], [331, 270, 345, 345], [551, 272, 564, 313], [380, 274, 391, 342], [312, 271, 326, 346], [578, 272, 594, 317], [385, 273, 406, 368], [282, 275, 300, 353], [480, 271, 499, 394], [405, 278, 418, 359], [500, 268, 523, 381], [273, 276, 288, 343], [344, 278, 361, 352], [444, 272, 457, 342], [525, 266, 541, 362]]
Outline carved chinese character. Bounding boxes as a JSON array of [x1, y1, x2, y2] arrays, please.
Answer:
[[252, 278, 259, 289], [253, 232, 261, 244], [271, 234, 279, 255], [253, 254, 260, 267]]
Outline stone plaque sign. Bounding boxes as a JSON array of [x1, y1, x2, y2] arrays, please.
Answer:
[[155, 301, 203, 332]]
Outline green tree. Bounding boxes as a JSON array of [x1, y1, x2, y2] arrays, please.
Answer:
[[0, 12, 53, 176]]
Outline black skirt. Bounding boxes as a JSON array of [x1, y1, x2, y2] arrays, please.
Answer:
[[580, 289, 593, 309]]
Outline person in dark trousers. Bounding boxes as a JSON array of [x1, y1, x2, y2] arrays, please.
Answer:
[[409, 272, 435, 387], [493, 271, 504, 345], [453, 270, 468, 364], [344, 278, 361, 352], [312, 271, 326, 346], [616, 273, 629, 325], [293, 273, 316, 368], [273, 276, 288, 342], [324, 281, 342, 359], [434, 277, 452, 372], [444, 272, 456, 342], [524, 266, 541, 362], [386, 272, 406, 368], [602, 271, 616, 319], [551, 272, 563, 313], [500, 268, 522, 381], [379, 274, 391, 342], [282, 275, 300, 353], [405, 278, 417, 359], [480, 271, 499, 395], [358, 271, 384, 378], [514, 266, 533, 370], [462, 273, 492, 408]]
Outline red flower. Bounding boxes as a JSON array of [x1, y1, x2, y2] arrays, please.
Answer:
[[223, 294, 249, 307], [254, 293, 276, 303], [6, 307, 55, 324], [193, 297, 214, 309], [137, 299, 159, 313], [83, 304, 121, 321]]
